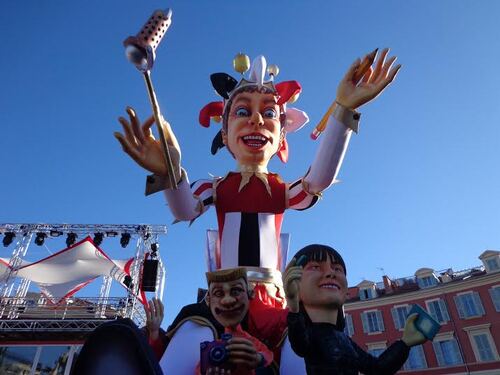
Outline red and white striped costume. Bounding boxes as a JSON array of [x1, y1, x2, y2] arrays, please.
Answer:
[[163, 114, 355, 272]]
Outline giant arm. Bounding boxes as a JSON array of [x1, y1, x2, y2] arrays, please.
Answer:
[[154, 104, 359, 221]]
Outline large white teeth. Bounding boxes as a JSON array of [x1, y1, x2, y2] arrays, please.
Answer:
[[321, 284, 339, 289], [243, 135, 267, 141]]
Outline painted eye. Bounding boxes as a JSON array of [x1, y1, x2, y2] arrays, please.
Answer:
[[231, 288, 244, 296], [235, 108, 250, 117], [263, 108, 277, 118]]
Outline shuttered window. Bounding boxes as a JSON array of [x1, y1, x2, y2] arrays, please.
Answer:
[[454, 292, 485, 319], [361, 310, 384, 333]]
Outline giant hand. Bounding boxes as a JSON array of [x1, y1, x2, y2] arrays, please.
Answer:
[[114, 107, 182, 181], [336, 48, 401, 110], [402, 313, 427, 347], [283, 258, 303, 313]]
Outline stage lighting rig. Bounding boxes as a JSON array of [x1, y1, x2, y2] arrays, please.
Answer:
[[93, 232, 104, 247], [34, 233, 47, 246], [50, 230, 63, 237], [150, 242, 159, 258], [66, 233, 77, 247], [120, 233, 131, 248], [3, 232, 15, 247]]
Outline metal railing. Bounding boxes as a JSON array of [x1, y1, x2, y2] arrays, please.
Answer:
[[0, 296, 146, 330]]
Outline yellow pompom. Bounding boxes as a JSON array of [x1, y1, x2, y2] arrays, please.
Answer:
[[212, 116, 222, 123], [233, 53, 250, 74], [267, 64, 279, 77]]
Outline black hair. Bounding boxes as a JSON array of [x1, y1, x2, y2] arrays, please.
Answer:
[[293, 244, 346, 275]]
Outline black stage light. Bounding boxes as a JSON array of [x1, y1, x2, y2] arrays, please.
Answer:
[[93, 232, 104, 247], [34, 233, 47, 246], [3, 232, 15, 247], [123, 275, 133, 289], [106, 231, 118, 237], [50, 230, 63, 237], [150, 242, 159, 258], [66, 233, 77, 247], [120, 233, 131, 248]]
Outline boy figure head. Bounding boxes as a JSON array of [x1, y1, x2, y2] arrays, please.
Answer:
[[205, 267, 252, 329], [285, 244, 348, 325]]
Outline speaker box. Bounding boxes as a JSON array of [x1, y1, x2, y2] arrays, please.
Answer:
[[141, 259, 159, 292]]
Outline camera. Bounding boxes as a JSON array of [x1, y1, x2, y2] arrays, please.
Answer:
[[200, 333, 234, 374]]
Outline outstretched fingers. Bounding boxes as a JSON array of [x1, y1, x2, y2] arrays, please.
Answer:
[[142, 115, 155, 139], [114, 131, 142, 162], [371, 48, 389, 83], [127, 107, 146, 145], [342, 58, 362, 83]]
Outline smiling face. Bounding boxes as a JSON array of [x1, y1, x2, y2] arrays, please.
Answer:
[[207, 277, 250, 329], [299, 256, 348, 310], [222, 89, 282, 168]]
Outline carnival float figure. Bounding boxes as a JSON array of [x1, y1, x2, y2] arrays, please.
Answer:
[[197, 268, 274, 374], [114, 9, 401, 373], [115, 47, 400, 373], [283, 244, 429, 375]]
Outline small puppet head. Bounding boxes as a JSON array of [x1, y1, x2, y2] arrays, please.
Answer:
[[199, 55, 309, 165], [294, 244, 348, 329], [205, 268, 252, 329]]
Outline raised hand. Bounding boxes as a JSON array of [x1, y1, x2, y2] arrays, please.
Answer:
[[114, 107, 181, 180], [402, 313, 427, 347], [145, 298, 164, 341], [284, 258, 303, 313], [336, 48, 401, 110]]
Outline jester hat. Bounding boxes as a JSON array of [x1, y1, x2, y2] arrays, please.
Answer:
[[199, 55, 309, 163]]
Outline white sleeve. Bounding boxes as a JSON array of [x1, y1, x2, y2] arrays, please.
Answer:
[[159, 321, 214, 374], [163, 171, 214, 221], [303, 113, 355, 195]]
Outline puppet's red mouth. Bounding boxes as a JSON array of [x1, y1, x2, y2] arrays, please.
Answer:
[[241, 133, 270, 149]]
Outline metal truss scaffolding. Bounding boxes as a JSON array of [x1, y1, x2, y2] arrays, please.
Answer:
[[0, 223, 167, 334]]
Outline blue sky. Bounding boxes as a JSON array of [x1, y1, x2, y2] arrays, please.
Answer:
[[1, 1, 499, 325]]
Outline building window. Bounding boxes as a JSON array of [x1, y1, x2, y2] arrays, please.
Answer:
[[454, 292, 485, 319], [485, 258, 500, 272], [359, 287, 376, 300], [391, 305, 409, 330], [464, 324, 499, 363], [34, 345, 72, 375], [344, 313, 354, 337], [473, 334, 496, 362], [489, 286, 500, 312], [417, 275, 438, 289], [433, 336, 463, 366], [361, 310, 385, 333], [0, 346, 38, 374], [426, 299, 450, 323], [403, 345, 427, 370]]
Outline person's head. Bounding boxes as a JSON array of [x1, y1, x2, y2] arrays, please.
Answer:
[[221, 85, 285, 167], [205, 268, 252, 329], [294, 244, 348, 326]]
